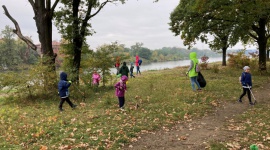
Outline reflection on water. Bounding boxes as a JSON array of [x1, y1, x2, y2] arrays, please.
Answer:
[[140, 57, 222, 72], [111, 57, 222, 74]]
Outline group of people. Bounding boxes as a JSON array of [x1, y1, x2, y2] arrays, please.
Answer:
[[113, 55, 142, 110], [57, 52, 255, 112], [57, 55, 142, 111], [57, 70, 101, 111], [186, 52, 255, 105], [115, 55, 142, 78]]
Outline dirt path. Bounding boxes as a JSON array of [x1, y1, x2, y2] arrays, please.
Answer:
[[123, 83, 269, 150]]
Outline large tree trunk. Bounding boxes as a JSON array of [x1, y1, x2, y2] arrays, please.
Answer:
[[267, 50, 269, 61], [72, 0, 83, 83], [30, 0, 59, 89], [222, 47, 227, 66], [256, 18, 267, 71]]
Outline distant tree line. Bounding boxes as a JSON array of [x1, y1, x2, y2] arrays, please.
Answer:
[[0, 26, 39, 71], [122, 42, 221, 64]]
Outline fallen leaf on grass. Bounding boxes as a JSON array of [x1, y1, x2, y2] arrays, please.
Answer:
[[226, 142, 241, 149], [89, 136, 98, 140], [177, 136, 187, 140], [211, 101, 218, 107], [40, 145, 48, 150], [80, 103, 86, 107], [65, 138, 76, 142], [58, 145, 72, 150]]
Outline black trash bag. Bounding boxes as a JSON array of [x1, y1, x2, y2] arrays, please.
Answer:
[[197, 72, 206, 88]]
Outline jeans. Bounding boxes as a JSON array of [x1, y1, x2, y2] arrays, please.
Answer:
[[136, 66, 141, 75], [190, 76, 201, 91]]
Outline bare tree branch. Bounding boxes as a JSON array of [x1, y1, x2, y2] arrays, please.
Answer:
[[28, 0, 35, 7], [90, 0, 112, 18], [51, 0, 60, 12], [2, 5, 37, 50]]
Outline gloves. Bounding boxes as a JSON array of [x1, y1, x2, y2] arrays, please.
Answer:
[[68, 81, 72, 83]]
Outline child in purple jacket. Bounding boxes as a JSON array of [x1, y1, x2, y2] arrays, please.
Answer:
[[114, 75, 128, 110]]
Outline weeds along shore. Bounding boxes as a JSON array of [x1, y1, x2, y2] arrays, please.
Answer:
[[0, 62, 270, 149]]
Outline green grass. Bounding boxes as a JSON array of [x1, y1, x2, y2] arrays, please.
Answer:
[[0, 62, 270, 149]]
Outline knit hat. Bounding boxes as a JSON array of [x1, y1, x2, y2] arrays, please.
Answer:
[[121, 75, 128, 82], [243, 66, 250, 71]]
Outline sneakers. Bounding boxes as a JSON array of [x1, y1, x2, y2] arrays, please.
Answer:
[[249, 102, 255, 105], [72, 105, 77, 109], [238, 99, 242, 103], [59, 108, 64, 111], [120, 107, 125, 111]]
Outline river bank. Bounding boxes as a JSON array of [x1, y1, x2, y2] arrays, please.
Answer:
[[111, 57, 223, 74]]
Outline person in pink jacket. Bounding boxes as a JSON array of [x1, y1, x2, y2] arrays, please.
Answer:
[[135, 55, 141, 75], [92, 69, 101, 86], [114, 75, 128, 110]]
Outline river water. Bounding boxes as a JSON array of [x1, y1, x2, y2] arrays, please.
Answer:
[[110, 57, 222, 74]]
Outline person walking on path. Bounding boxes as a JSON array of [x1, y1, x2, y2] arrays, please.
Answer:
[[114, 75, 128, 110], [58, 72, 77, 111], [238, 66, 254, 105], [119, 62, 129, 77], [186, 52, 202, 91], [130, 62, 135, 78], [135, 55, 141, 75]]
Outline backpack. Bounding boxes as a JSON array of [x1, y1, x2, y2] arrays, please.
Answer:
[[195, 63, 200, 73], [138, 59, 142, 66], [239, 72, 245, 84]]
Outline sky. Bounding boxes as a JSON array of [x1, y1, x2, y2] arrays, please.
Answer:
[[0, 0, 256, 50]]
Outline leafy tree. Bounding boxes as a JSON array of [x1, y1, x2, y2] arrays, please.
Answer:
[[169, 0, 270, 70], [138, 47, 152, 60], [151, 51, 159, 62], [15, 38, 39, 65], [0, 26, 39, 70], [84, 42, 129, 86], [2, 0, 60, 90], [0, 26, 20, 70], [54, 0, 125, 83], [130, 42, 144, 57]]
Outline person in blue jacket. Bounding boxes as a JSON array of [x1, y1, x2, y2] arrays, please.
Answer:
[[58, 72, 77, 111], [238, 66, 254, 105]]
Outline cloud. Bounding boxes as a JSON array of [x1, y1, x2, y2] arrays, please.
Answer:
[[0, 0, 254, 50]]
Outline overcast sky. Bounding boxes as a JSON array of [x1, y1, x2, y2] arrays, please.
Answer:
[[0, 0, 256, 50]]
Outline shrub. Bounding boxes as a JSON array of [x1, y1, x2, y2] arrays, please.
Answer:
[[227, 51, 251, 69], [212, 64, 220, 73], [0, 57, 62, 101]]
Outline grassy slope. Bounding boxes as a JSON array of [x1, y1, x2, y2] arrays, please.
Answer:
[[0, 63, 269, 149]]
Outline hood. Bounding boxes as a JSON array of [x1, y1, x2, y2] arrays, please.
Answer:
[[136, 55, 139, 60], [121, 75, 128, 82], [60, 72, 67, 80], [189, 52, 197, 60], [116, 57, 120, 63], [123, 62, 126, 66]]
